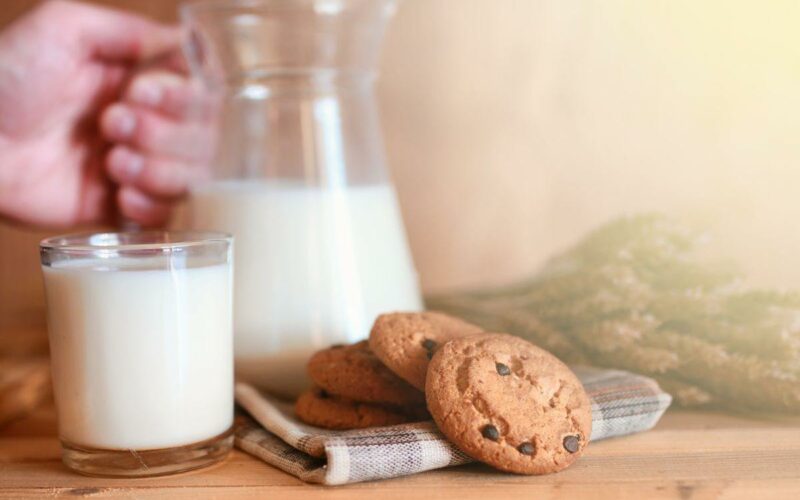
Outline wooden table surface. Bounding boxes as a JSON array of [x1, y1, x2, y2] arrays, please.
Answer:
[[1, 404, 799, 499]]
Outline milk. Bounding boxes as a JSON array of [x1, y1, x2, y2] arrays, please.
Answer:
[[187, 180, 422, 397], [42, 258, 233, 450]]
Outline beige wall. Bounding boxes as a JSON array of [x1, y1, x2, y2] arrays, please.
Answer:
[[4, 0, 800, 330]]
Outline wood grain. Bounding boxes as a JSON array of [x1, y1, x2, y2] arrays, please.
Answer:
[[0, 358, 50, 428], [0, 327, 52, 428], [1, 406, 799, 499]]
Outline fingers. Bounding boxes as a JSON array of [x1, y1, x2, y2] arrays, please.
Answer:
[[43, 1, 179, 61], [101, 70, 218, 160], [101, 103, 215, 161], [126, 71, 217, 121], [101, 68, 217, 223], [107, 145, 207, 198], [117, 186, 172, 227]]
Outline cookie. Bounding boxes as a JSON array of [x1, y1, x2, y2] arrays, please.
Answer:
[[295, 386, 418, 430], [307, 341, 424, 406], [425, 333, 592, 475], [369, 311, 483, 390]]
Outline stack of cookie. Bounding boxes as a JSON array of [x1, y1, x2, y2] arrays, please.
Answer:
[[296, 311, 593, 475], [296, 340, 428, 429], [296, 312, 480, 429]]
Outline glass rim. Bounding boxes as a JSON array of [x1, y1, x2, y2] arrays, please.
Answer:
[[40, 231, 232, 253]]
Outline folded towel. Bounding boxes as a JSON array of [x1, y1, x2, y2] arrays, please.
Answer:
[[233, 366, 672, 485]]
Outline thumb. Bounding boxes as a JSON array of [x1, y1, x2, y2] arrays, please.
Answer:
[[51, 1, 179, 61]]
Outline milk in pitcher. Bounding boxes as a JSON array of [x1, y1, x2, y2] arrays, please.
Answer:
[[188, 180, 422, 397]]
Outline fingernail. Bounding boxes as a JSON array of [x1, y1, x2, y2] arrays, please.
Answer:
[[107, 106, 137, 139], [109, 148, 144, 181], [130, 80, 163, 107]]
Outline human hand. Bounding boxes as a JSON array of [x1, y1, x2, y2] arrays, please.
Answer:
[[100, 67, 216, 227], [0, 0, 214, 228]]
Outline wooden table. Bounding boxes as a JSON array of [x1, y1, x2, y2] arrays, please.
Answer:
[[1, 404, 799, 499]]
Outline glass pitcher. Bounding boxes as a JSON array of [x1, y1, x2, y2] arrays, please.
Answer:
[[180, 0, 422, 398]]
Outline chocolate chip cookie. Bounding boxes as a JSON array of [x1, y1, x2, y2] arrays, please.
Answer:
[[307, 341, 425, 406], [369, 311, 483, 390], [295, 386, 418, 430], [426, 333, 592, 475]]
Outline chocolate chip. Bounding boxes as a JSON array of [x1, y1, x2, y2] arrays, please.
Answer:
[[317, 389, 329, 399], [426, 350, 434, 360], [563, 435, 580, 453], [481, 424, 500, 441], [517, 442, 535, 455], [495, 362, 511, 376], [422, 338, 437, 351]]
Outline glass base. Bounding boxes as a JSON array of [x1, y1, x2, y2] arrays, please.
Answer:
[[61, 427, 234, 478]]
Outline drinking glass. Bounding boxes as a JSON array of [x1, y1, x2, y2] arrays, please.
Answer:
[[40, 231, 234, 477]]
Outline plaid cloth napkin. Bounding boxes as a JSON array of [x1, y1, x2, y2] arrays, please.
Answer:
[[234, 366, 672, 485]]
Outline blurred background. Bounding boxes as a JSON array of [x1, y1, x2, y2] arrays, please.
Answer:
[[3, 0, 800, 335]]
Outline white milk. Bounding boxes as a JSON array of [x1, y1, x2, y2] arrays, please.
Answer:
[[187, 181, 422, 397], [43, 258, 233, 450]]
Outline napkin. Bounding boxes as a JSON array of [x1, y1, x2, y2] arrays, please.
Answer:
[[233, 366, 672, 485]]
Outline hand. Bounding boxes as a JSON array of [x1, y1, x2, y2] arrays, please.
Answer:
[[100, 67, 216, 227], [0, 0, 214, 228]]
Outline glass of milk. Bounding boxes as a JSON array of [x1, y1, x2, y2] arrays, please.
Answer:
[[40, 231, 234, 477], [179, 0, 423, 398]]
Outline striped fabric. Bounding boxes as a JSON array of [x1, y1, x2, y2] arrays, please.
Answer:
[[234, 366, 672, 485]]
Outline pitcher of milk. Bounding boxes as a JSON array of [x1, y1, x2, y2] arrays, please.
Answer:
[[180, 0, 422, 397]]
